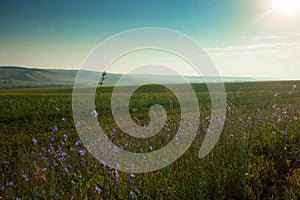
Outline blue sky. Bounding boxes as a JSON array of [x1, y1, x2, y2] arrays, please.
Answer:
[[1, 0, 300, 78]]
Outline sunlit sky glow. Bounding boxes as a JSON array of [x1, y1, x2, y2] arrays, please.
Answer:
[[0, 0, 300, 79]]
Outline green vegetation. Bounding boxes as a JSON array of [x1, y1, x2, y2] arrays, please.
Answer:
[[1, 81, 300, 199]]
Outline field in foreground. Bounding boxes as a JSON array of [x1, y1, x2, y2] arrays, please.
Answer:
[[0, 81, 300, 199]]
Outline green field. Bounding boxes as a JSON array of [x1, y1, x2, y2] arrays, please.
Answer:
[[1, 81, 300, 199]]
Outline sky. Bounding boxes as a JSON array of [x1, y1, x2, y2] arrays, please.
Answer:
[[0, 0, 300, 79]]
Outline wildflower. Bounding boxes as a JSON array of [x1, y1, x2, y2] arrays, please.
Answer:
[[134, 186, 139, 193], [62, 117, 66, 122], [22, 174, 30, 181], [293, 84, 297, 89], [32, 138, 37, 144], [113, 146, 119, 153], [91, 109, 98, 117], [114, 178, 119, 184], [67, 164, 72, 169], [111, 128, 116, 138], [58, 150, 65, 157], [50, 138, 55, 143], [55, 107, 60, 111], [130, 191, 134, 199], [99, 71, 107, 85], [272, 131, 276, 135], [51, 193, 57, 199], [71, 180, 76, 184], [149, 146, 153, 151], [75, 121, 81, 128], [115, 171, 119, 178], [6, 181, 14, 187], [3, 160, 8, 165], [78, 175, 82, 179], [128, 178, 133, 184], [226, 104, 231, 111], [75, 141, 82, 146], [283, 130, 287, 137], [63, 134, 68, 142], [78, 149, 86, 156], [53, 126, 58, 132], [130, 173, 135, 178], [294, 116, 298, 120], [277, 116, 282, 123], [95, 186, 102, 193], [99, 160, 105, 166]]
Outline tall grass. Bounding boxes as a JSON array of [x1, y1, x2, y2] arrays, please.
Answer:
[[0, 82, 300, 199]]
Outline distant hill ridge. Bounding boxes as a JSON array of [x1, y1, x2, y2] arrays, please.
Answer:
[[0, 66, 259, 89], [0, 66, 105, 89]]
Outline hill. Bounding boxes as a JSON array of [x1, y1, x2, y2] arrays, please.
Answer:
[[0, 66, 262, 89]]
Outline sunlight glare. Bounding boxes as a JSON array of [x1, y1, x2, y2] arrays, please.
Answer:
[[272, 0, 300, 16]]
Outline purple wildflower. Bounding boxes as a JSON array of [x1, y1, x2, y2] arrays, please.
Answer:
[[53, 126, 58, 132], [283, 130, 287, 137], [91, 109, 98, 117], [95, 186, 102, 193], [115, 171, 119, 178], [78, 149, 86, 156], [99, 160, 105, 166], [32, 138, 37, 144], [130, 191, 134, 199], [75, 121, 81, 128], [6, 182, 14, 187]]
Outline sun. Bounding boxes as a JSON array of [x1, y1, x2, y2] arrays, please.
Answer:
[[272, 0, 300, 16]]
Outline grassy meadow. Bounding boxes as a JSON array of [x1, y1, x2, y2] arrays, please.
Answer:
[[0, 81, 300, 199]]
